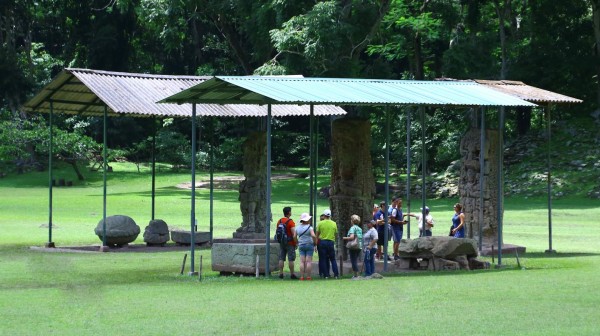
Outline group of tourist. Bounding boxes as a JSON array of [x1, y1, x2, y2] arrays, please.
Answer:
[[276, 200, 465, 280]]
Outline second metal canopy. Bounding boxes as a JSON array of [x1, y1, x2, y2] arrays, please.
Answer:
[[160, 76, 538, 107]]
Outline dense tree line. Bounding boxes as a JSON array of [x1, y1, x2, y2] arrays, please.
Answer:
[[1, 0, 598, 176]]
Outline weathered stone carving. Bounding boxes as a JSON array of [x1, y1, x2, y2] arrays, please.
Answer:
[[458, 128, 500, 247], [143, 219, 170, 246], [234, 131, 268, 239], [94, 215, 140, 246], [330, 119, 375, 256]]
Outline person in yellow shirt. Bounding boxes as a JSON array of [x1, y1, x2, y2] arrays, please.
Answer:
[[316, 209, 339, 279]]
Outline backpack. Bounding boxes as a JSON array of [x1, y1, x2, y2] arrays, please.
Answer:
[[275, 218, 291, 245]]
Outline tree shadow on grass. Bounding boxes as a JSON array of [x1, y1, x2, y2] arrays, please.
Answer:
[[512, 252, 600, 259]]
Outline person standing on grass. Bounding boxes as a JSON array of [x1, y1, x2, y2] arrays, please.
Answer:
[[277, 206, 298, 279], [373, 201, 389, 260], [316, 209, 339, 279], [295, 212, 317, 280], [407, 206, 434, 237], [389, 197, 407, 260], [451, 203, 465, 238], [342, 214, 363, 279], [362, 220, 378, 277]]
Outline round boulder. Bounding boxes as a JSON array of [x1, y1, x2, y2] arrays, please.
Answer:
[[94, 215, 140, 246], [143, 219, 170, 246]]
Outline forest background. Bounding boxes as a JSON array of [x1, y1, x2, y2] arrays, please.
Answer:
[[1, 0, 600, 179]]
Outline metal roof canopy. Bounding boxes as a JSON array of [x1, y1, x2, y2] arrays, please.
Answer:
[[160, 75, 538, 274], [160, 76, 538, 107], [435, 79, 583, 104], [23, 69, 346, 117], [25, 68, 346, 255]]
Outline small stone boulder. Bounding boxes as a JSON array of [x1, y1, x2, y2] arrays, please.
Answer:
[[171, 230, 210, 245], [94, 215, 140, 246], [143, 219, 170, 246]]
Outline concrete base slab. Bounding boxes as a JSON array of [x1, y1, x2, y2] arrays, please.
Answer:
[[212, 240, 280, 275]]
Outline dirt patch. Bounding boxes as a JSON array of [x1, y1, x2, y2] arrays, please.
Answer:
[[176, 173, 301, 190], [30, 243, 210, 253]]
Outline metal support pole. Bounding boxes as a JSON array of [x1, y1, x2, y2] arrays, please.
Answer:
[[420, 107, 427, 236], [151, 116, 157, 220], [101, 105, 108, 251], [406, 108, 411, 238], [478, 108, 486, 252], [210, 118, 215, 243], [309, 107, 314, 216], [314, 113, 319, 218], [265, 104, 273, 276], [545, 105, 556, 254], [189, 104, 198, 275], [46, 101, 55, 248], [497, 107, 505, 266], [383, 108, 391, 271]]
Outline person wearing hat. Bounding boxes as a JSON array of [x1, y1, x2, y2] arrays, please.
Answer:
[[294, 212, 317, 280], [407, 206, 434, 237], [316, 209, 339, 279], [362, 220, 379, 276]]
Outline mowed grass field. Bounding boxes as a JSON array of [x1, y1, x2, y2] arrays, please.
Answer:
[[1, 163, 599, 335]]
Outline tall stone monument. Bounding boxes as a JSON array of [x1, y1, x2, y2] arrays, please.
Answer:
[[330, 118, 375, 255], [233, 131, 267, 239], [458, 128, 500, 247]]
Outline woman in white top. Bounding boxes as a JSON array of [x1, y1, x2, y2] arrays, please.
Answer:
[[407, 206, 434, 237], [294, 212, 317, 280]]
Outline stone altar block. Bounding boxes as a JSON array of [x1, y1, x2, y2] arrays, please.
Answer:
[[212, 239, 280, 275]]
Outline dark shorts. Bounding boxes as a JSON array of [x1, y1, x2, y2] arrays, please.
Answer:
[[279, 244, 296, 261], [377, 228, 385, 246], [392, 226, 403, 242]]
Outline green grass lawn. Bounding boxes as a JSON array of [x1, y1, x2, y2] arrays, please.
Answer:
[[1, 163, 599, 335]]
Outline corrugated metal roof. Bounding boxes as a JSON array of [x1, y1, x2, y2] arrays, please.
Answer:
[[472, 80, 583, 104], [160, 76, 538, 107], [22, 69, 347, 117]]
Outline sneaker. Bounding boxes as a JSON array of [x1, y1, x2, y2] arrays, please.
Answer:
[[300, 277, 305, 281], [279, 273, 284, 279], [306, 277, 312, 280], [334, 276, 339, 279], [394, 255, 400, 261], [290, 274, 299, 280]]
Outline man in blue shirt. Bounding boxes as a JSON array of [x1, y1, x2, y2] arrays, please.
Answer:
[[388, 197, 406, 260]]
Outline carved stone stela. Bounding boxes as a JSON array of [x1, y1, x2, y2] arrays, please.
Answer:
[[458, 128, 501, 247], [330, 118, 375, 253], [234, 131, 268, 239]]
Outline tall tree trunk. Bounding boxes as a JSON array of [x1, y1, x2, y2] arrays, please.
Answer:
[[493, 0, 512, 80], [592, 0, 600, 109], [516, 106, 532, 135]]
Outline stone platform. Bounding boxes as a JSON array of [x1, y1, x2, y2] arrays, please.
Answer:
[[211, 239, 280, 275]]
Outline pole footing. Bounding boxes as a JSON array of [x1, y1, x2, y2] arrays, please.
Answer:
[[99, 245, 110, 252], [45, 242, 55, 248]]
